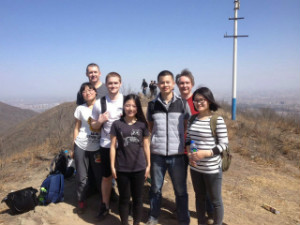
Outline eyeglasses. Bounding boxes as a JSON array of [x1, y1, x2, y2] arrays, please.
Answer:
[[193, 98, 206, 104], [124, 104, 137, 108], [82, 89, 94, 94]]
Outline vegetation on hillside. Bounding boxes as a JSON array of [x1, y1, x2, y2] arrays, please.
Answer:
[[0, 97, 299, 170]]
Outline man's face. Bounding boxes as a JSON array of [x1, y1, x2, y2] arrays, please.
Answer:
[[106, 76, 121, 95], [177, 76, 193, 96], [158, 75, 175, 95], [86, 66, 100, 84]]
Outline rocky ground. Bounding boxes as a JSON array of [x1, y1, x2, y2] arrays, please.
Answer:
[[0, 152, 299, 225]]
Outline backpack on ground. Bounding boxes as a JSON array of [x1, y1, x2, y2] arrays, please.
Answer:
[[49, 150, 74, 178], [38, 173, 64, 205], [1, 187, 38, 214], [189, 114, 232, 172], [50, 150, 68, 175]]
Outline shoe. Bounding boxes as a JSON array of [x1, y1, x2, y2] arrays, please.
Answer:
[[207, 213, 214, 225], [146, 217, 158, 225], [128, 215, 133, 222], [77, 201, 86, 214], [96, 203, 109, 220]]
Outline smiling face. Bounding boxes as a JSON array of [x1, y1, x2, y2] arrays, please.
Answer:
[[86, 66, 101, 85], [193, 94, 210, 113], [158, 75, 175, 95], [81, 85, 96, 102], [177, 76, 193, 97], [124, 99, 137, 118], [106, 76, 121, 95]]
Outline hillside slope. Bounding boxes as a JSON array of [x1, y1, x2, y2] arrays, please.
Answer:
[[0, 102, 76, 159], [0, 101, 38, 135]]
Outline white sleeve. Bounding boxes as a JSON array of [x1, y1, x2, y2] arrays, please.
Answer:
[[74, 106, 81, 120], [91, 99, 101, 120]]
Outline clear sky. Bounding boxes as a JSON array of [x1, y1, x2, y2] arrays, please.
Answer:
[[0, 0, 299, 102]]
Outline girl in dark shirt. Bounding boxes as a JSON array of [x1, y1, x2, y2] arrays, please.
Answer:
[[110, 94, 150, 225]]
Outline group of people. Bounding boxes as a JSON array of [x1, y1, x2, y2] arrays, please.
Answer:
[[71, 63, 229, 225], [141, 79, 158, 98]]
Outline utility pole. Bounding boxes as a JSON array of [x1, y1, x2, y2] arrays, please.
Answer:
[[224, 0, 248, 120]]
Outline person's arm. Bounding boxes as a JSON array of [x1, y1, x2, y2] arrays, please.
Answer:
[[191, 117, 229, 161], [71, 119, 81, 159], [91, 111, 109, 130], [184, 119, 188, 135], [148, 121, 154, 133], [191, 150, 213, 161], [110, 135, 117, 179], [143, 136, 151, 180], [91, 100, 109, 130]]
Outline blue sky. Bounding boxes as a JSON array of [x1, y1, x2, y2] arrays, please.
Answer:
[[0, 0, 299, 102]]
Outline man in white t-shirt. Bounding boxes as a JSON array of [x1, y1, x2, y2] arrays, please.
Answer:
[[91, 72, 123, 220]]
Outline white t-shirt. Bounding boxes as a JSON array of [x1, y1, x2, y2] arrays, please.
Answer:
[[92, 94, 124, 148], [74, 104, 101, 151]]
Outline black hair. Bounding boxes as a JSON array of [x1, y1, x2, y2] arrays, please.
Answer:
[[192, 87, 220, 112], [121, 94, 148, 128], [78, 82, 97, 103], [157, 70, 174, 82]]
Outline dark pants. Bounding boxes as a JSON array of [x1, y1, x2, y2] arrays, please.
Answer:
[[116, 170, 145, 225], [190, 168, 223, 225], [74, 145, 102, 202]]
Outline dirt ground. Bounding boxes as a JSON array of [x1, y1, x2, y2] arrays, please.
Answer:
[[0, 151, 299, 225]]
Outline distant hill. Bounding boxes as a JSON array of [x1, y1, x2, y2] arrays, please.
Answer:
[[0, 101, 38, 135], [0, 102, 76, 159]]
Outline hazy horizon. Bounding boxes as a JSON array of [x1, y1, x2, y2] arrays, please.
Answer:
[[1, 0, 299, 101]]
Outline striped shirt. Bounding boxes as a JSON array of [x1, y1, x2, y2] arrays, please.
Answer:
[[187, 116, 229, 174]]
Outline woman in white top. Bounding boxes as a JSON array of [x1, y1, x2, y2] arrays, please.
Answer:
[[187, 87, 229, 225], [72, 82, 101, 214]]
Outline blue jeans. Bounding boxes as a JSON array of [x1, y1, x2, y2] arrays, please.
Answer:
[[149, 154, 190, 225], [190, 168, 223, 225]]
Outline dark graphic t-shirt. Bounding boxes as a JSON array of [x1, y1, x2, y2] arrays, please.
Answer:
[[110, 119, 149, 172]]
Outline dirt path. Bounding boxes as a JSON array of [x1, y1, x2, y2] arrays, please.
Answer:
[[0, 152, 299, 225]]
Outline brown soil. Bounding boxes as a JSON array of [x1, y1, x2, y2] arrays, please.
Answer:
[[0, 151, 299, 225]]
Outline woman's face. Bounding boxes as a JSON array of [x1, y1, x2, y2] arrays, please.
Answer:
[[193, 94, 210, 113], [82, 86, 96, 102], [124, 99, 137, 118]]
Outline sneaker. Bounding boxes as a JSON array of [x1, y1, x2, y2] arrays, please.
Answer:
[[146, 217, 158, 225], [128, 215, 133, 222], [96, 203, 109, 220], [77, 201, 86, 214], [207, 213, 214, 225]]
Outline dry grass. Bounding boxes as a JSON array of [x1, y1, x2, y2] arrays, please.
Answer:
[[219, 103, 300, 168]]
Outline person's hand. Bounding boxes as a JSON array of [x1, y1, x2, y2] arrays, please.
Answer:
[[111, 167, 117, 179], [70, 150, 74, 159], [192, 150, 209, 161], [98, 112, 109, 124], [144, 165, 150, 180], [188, 153, 197, 167]]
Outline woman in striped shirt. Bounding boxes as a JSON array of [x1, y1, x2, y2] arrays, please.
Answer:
[[187, 87, 229, 225]]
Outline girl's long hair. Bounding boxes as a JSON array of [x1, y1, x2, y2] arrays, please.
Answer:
[[121, 94, 148, 128]]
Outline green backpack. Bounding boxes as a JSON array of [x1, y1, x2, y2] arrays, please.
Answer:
[[189, 114, 232, 172]]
